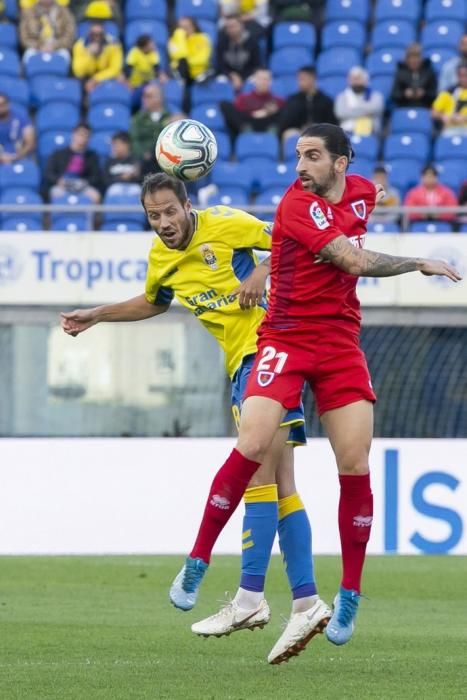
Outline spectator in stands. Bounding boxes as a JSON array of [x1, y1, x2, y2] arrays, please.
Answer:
[[215, 14, 262, 91], [278, 66, 336, 139], [103, 131, 141, 190], [19, 0, 76, 66], [20, 0, 68, 6], [404, 165, 457, 222], [130, 83, 177, 177], [43, 122, 102, 202], [335, 67, 384, 136], [81, 0, 122, 26], [432, 62, 467, 137], [439, 34, 467, 93], [72, 22, 123, 93], [269, 0, 325, 26], [126, 34, 164, 90], [371, 166, 400, 223], [168, 16, 212, 84], [0, 93, 35, 164], [220, 68, 285, 143], [391, 43, 437, 110]]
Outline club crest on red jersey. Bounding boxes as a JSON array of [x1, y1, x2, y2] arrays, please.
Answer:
[[351, 199, 367, 220], [309, 201, 330, 230]]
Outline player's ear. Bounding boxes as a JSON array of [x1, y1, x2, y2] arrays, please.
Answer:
[[185, 198, 193, 214], [335, 156, 347, 174]]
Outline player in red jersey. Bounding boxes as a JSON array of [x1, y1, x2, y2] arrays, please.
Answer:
[[170, 123, 462, 661]]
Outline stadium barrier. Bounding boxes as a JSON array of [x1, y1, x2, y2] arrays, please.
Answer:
[[0, 438, 465, 556]]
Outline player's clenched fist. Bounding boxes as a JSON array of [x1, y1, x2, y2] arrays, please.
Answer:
[[60, 309, 97, 337]]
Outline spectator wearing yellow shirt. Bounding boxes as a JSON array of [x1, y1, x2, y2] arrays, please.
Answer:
[[20, 0, 68, 6], [432, 62, 467, 136], [72, 22, 123, 93], [126, 35, 162, 88], [20, 0, 76, 66], [168, 16, 212, 84]]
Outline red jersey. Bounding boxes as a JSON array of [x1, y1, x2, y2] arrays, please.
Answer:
[[262, 174, 376, 334]]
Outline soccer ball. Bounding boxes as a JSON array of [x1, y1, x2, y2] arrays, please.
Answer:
[[155, 118, 218, 182]]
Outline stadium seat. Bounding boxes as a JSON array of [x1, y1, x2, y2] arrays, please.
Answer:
[[38, 131, 72, 164], [347, 159, 376, 179], [0, 48, 21, 78], [36, 102, 80, 134], [30, 77, 81, 108], [89, 81, 132, 108], [421, 21, 464, 51], [0, 188, 43, 226], [77, 20, 120, 41], [370, 75, 394, 100], [436, 160, 465, 194], [162, 79, 184, 110], [283, 133, 299, 162], [374, 0, 422, 23], [371, 21, 417, 49], [427, 48, 457, 73], [1, 77, 29, 109], [88, 131, 114, 160], [88, 104, 130, 133], [317, 48, 362, 78], [273, 22, 316, 51], [175, 0, 218, 22], [434, 135, 467, 161], [1, 216, 43, 232], [24, 52, 69, 78], [368, 221, 401, 233], [100, 221, 144, 232], [236, 132, 280, 162], [213, 132, 231, 161], [385, 159, 422, 195], [326, 0, 369, 23], [366, 48, 405, 77], [103, 185, 146, 226], [349, 134, 379, 161], [409, 221, 454, 233], [197, 19, 217, 44], [0, 22, 17, 49], [460, 224, 467, 233], [384, 134, 430, 164], [190, 104, 226, 132], [391, 108, 432, 135], [50, 193, 93, 232], [0, 160, 41, 192], [125, 0, 167, 21], [270, 47, 315, 77], [3, 0, 18, 20], [211, 162, 252, 194], [425, 0, 466, 23], [270, 76, 298, 99], [321, 21, 366, 51], [254, 188, 284, 218], [239, 158, 280, 193], [318, 75, 347, 99], [191, 77, 235, 107], [124, 20, 168, 51], [208, 187, 249, 207], [256, 162, 295, 191]]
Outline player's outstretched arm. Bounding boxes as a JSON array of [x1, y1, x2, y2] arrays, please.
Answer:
[[60, 294, 169, 337], [232, 256, 271, 310], [318, 235, 462, 281]]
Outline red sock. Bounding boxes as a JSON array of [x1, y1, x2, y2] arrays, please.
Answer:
[[338, 473, 373, 593], [190, 448, 260, 564]]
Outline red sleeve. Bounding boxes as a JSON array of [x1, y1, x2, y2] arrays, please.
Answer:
[[281, 189, 343, 255], [234, 93, 248, 111]]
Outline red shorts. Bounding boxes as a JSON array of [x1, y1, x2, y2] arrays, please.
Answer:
[[243, 327, 376, 416]]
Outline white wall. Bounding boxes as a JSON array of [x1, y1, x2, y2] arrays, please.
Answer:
[[0, 438, 465, 555]]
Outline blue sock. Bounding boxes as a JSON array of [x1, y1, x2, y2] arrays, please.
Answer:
[[240, 484, 278, 592], [278, 493, 317, 599]]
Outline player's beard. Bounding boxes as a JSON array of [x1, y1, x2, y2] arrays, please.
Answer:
[[306, 168, 338, 198]]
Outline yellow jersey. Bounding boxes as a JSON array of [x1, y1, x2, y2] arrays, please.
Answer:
[[145, 206, 272, 378]]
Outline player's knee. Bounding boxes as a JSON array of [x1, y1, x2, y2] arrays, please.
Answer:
[[336, 450, 369, 475], [236, 435, 269, 464]]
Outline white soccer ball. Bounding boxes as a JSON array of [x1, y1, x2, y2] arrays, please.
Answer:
[[155, 118, 218, 182]]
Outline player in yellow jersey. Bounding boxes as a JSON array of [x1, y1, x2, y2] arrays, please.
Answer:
[[61, 173, 331, 664]]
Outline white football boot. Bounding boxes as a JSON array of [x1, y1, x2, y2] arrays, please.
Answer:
[[192, 598, 270, 637], [267, 597, 332, 665]]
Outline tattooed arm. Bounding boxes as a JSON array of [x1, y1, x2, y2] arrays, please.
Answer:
[[318, 235, 462, 281]]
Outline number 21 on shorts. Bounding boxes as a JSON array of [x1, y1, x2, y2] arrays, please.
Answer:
[[256, 346, 288, 387]]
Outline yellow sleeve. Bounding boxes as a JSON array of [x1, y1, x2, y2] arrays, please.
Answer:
[[432, 92, 451, 115], [72, 40, 95, 79], [94, 43, 123, 82], [126, 47, 138, 67], [168, 28, 188, 61], [145, 249, 175, 306], [188, 33, 211, 73], [209, 207, 273, 251]]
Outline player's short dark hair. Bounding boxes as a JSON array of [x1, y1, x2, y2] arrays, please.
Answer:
[[73, 122, 91, 133], [300, 123, 354, 168], [140, 172, 188, 207], [298, 65, 316, 76], [422, 164, 438, 176], [111, 130, 130, 143], [136, 34, 153, 49]]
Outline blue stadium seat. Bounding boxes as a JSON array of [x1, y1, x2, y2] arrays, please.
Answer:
[[88, 131, 114, 160], [101, 221, 143, 232], [211, 162, 252, 194], [24, 52, 69, 78], [0, 160, 41, 192], [89, 80, 132, 108], [36, 102, 80, 134], [317, 75, 347, 99], [254, 188, 283, 217], [103, 185, 145, 226], [368, 221, 401, 233], [349, 134, 379, 161], [38, 131, 72, 164], [31, 77, 81, 108], [385, 159, 422, 195], [460, 224, 467, 233], [391, 108, 432, 135], [321, 21, 366, 51], [238, 158, 280, 192], [50, 193, 92, 232], [283, 133, 299, 162], [434, 135, 467, 161], [236, 132, 280, 161], [273, 22, 316, 51], [384, 133, 430, 164], [370, 75, 395, 100], [0, 23, 17, 49], [270, 47, 315, 77], [0, 189, 43, 226], [175, 0, 218, 21], [425, 0, 466, 23], [125, 0, 167, 21], [162, 79, 184, 110], [1, 77, 29, 109], [124, 20, 168, 51], [208, 187, 249, 207], [375, 0, 422, 23], [326, 0, 369, 23], [371, 21, 417, 49], [2, 216, 43, 231], [77, 20, 120, 41], [191, 78, 235, 106], [347, 159, 376, 179], [88, 104, 130, 133], [317, 48, 362, 78], [421, 21, 464, 51], [0, 48, 20, 77], [436, 160, 465, 194], [214, 132, 231, 161], [197, 19, 217, 44], [270, 76, 298, 99], [190, 104, 226, 132], [366, 48, 405, 77], [257, 162, 295, 191], [3, 0, 18, 20], [409, 220, 454, 233], [426, 47, 457, 73]]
